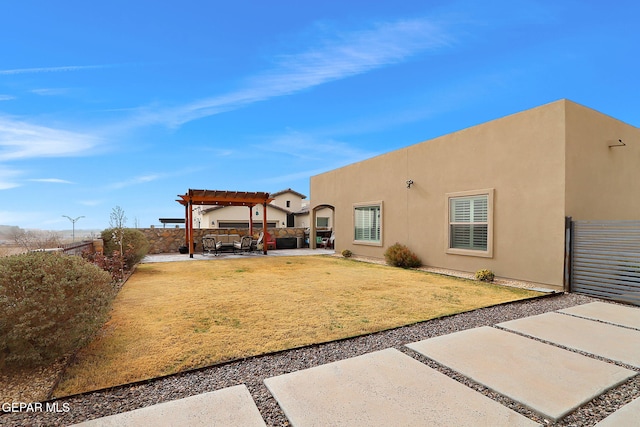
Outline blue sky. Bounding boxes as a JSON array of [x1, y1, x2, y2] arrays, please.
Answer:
[[1, 1, 638, 230]]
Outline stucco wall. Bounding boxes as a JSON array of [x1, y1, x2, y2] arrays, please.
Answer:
[[272, 192, 305, 212], [311, 100, 569, 287], [564, 101, 640, 220]]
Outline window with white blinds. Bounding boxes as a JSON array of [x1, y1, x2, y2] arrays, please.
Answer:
[[446, 190, 493, 257], [354, 204, 381, 244], [450, 196, 488, 250]]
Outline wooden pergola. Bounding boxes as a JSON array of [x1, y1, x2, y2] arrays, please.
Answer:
[[177, 189, 274, 258]]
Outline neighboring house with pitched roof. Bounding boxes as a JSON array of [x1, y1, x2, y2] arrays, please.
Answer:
[[309, 100, 640, 289], [192, 188, 333, 231]]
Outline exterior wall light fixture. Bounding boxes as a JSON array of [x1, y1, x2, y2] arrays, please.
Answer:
[[406, 179, 414, 188], [608, 139, 626, 148]]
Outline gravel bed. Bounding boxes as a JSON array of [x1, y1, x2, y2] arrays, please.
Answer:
[[2, 293, 638, 426], [341, 254, 563, 291]]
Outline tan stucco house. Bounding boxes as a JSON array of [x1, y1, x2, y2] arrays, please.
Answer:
[[310, 100, 640, 289]]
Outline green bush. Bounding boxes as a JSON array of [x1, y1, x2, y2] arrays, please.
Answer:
[[475, 269, 495, 282], [101, 228, 149, 269], [341, 249, 353, 258], [0, 252, 115, 369], [384, 243, 422, 268]]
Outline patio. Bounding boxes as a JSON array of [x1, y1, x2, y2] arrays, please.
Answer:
[[142, 247, 335, 263]]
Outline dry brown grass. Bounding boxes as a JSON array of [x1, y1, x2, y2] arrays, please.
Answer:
[[54, 256, 542, 396], [0, 245, 26, 257]]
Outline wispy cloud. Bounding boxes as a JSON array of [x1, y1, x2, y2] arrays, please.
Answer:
[[29, 178, 74, 184], [256, 167, 332, 185], [0, 95, 15, 101], [248, 128, 379, 187], [78, 199, 104, 207], [0, 64, 116, 75], [253, 129, 378, 163], [0, 116, 102, 161], [30, 88, 70, 96], [139, 18, 453, 127], [198, 147, 235, 157], [107, 173, 163, 190], [0, 167, 22, 190]]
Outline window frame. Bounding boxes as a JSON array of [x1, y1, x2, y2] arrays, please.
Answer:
[[316, 216, 330, 228], [445, 189, 494, 258], [353, 201, 383, 246]]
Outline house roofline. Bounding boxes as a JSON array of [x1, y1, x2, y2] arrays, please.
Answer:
[[271, 188, 307, 199]]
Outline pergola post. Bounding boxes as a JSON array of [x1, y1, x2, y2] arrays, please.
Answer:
[[248, 205, 253, 238], [310, 206, 317, 249], [184, 203, 189, 251], [188, 199, 194, 258], [263, 202, 268, 255]]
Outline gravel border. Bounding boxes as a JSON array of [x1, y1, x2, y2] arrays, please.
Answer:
[[2, 292, 638, 426]]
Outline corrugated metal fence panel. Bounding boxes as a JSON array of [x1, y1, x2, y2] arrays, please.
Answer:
[[572, 220, 640, 305]]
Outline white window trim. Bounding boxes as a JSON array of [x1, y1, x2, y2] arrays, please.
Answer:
[[316, 216, 330, 228], [445, 189, 494, 258], [353, 201, 383, 246]]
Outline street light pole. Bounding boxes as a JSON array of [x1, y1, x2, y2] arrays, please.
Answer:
[[62, 215, 85, 242]]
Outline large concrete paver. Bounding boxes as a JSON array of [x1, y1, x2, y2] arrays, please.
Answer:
[[407, 326, 635, 422], [264, 348, 538, 427], [559, 301, 640, 330], [498, 312, 640, 367], [69, 384, 266, 427], [594, 396, 640, 427]]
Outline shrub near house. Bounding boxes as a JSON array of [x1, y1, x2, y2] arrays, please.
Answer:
[[384, 243, 422, 268], [0, 252, 114, 369]]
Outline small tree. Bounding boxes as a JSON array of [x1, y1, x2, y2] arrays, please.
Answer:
[[109, 205, 127, 229], [109, 206, 127, 248], [101, 228, 149, 272]]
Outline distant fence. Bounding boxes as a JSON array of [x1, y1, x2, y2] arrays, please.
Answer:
[[61, 240, 99, 255]]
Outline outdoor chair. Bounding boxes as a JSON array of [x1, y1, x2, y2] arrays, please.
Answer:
[[233, 235, 252, 254], [202, 235, 219, 256], [265, 232, 276, 250], [251, 232, 275, 251], [252, 232, 264, 252], [320, 232, 335, 249]]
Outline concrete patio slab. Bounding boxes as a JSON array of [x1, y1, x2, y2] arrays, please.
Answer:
[[407, 327, 635, 422], [70, 384, 266, 427], [559, 301, 640, 330], [141, 248, 334, 263], [594, 396, 640, 427], [498, 312, 640, 367], [264, 348, 538, 427]]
